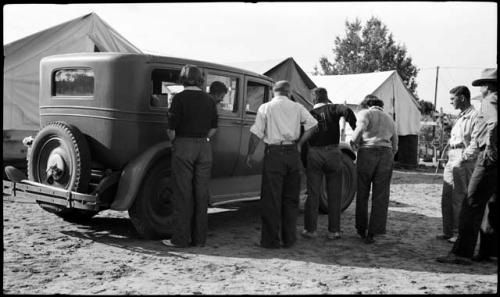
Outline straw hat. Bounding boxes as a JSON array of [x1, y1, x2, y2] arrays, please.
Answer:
[[472, 68, 497, 86]]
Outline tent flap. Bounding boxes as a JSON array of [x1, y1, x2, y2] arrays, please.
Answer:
[[229, 57, 316, 109]]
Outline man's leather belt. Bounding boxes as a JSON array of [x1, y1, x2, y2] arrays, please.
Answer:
[[310, 144, 339, 149], [449, 143, 465, 149], [267, 141, 296, 146]]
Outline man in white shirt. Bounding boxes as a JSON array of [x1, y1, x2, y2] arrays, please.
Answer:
[[438, 86, 480, 243], [437, 68, 497, 264], [246, 80, 318, 248]]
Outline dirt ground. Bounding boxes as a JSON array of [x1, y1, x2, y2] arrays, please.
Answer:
[[3, 169, 498, 294]]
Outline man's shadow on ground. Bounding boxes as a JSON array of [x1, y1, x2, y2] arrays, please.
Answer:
[[61, 200, 497, 276]]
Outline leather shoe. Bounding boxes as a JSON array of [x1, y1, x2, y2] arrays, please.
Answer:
[[472, 254, 491, 262], [282, 242, 295, 248], [327, 231, 342, 240], [301, 229, 318, 239], [357, 229, 366, 239], [364, 233, 375, 244], [436, 253, 472, 265], [436, 234, 453, 240], [161, 239, 188, 248], [255, 242, 280, 249]]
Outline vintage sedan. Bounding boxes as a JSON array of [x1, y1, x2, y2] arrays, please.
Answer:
[[3, 52, 357, 239]]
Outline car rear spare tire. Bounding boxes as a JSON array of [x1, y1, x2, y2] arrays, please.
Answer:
[[27, 121, 96, 221]]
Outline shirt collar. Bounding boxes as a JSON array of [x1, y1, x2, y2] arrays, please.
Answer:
[[369, 106, 384, 112], [272, 95, 289, 101], [458, 105, 474, 118], [184, 86, 202, 91], [313, 102, 329, 109]]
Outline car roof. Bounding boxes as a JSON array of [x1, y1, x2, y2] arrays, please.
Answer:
[[42, 52, 273, 82]]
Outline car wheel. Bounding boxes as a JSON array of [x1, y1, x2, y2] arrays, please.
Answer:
[[319, 152, 357, 214], [128, 155, 174, 239], [27, 121, 97, 221]]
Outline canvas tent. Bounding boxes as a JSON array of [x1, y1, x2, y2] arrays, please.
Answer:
[[229, 57, 316, 109], [311, 70, 422, 167], [3, 12, 142, 161]]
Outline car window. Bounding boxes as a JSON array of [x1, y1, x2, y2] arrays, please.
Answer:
[[52, 68, 94, 96], [205, 74, 239, 113], [151, 68, 183, 109], [246, 81, 270, 114]]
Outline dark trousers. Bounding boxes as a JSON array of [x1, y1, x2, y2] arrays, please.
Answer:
[[260, 145, 301, 248], [305, 145, 342, 233], [478, 194, 497, 257], [451, 154, 497, 258], [355, 147, 394, 235], [171, 137, 212, 246]]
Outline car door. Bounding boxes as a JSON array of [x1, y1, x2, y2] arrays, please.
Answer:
[[233, 76, 272, 176], [203, 70, 243, 178]]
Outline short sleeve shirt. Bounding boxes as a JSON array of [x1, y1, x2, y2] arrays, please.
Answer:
[[250, 96, 317, 144]]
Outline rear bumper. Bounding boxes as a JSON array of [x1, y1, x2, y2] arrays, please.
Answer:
[[3, 180, 101, 211]]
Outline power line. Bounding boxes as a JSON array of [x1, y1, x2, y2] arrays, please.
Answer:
[[419, 66, 492, 71]]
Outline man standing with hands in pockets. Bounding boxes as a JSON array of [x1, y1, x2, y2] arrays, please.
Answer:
[[246, 80, 318, 249]]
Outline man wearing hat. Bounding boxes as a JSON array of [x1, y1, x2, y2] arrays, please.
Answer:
[[246, 80, 318, 248], [437, 68, 497, 264]]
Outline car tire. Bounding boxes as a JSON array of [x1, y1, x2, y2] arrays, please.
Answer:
[[128, 155, 174, 239], [27, 121, 97, 221], [318, 152, 357, 214]]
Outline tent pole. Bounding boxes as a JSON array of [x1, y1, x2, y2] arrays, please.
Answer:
[[432, 66, 440, 163]]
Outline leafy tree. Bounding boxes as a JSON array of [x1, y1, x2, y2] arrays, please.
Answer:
[[319, 17, 419, 95], [418, 100, 436, 116]]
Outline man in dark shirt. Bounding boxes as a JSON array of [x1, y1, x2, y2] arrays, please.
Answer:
[[302, 87, 357, 240], [163, 64, 218, 248]]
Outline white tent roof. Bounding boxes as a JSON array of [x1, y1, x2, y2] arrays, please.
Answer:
[[311, 71, 396, 105], [3, 13, 142, 131], [311, 71, 421, 136]]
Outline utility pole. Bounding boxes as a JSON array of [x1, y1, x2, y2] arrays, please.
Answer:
[[432, 66, 440, 163], [433, 66, 440, 114]]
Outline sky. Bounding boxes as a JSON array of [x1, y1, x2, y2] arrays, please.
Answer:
[[3, 2, 497, 113]]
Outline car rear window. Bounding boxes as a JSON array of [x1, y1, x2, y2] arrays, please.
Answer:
[[52, 68, 94, 96]]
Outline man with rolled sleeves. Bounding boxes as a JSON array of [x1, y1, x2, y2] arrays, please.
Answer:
[[437, 68, 497, 264], [437, 86, 481, 243], [246, 80, 318, 248], [302, 87, 357, 240], [163, 64, 218, 248]]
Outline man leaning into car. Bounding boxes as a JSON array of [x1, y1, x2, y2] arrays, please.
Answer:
[[246, 80, 318, 249], [163, 64, 218, 248]]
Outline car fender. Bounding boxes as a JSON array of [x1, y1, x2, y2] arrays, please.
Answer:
[[110, 141, 171, 211], [339, 142, 356, 161]]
